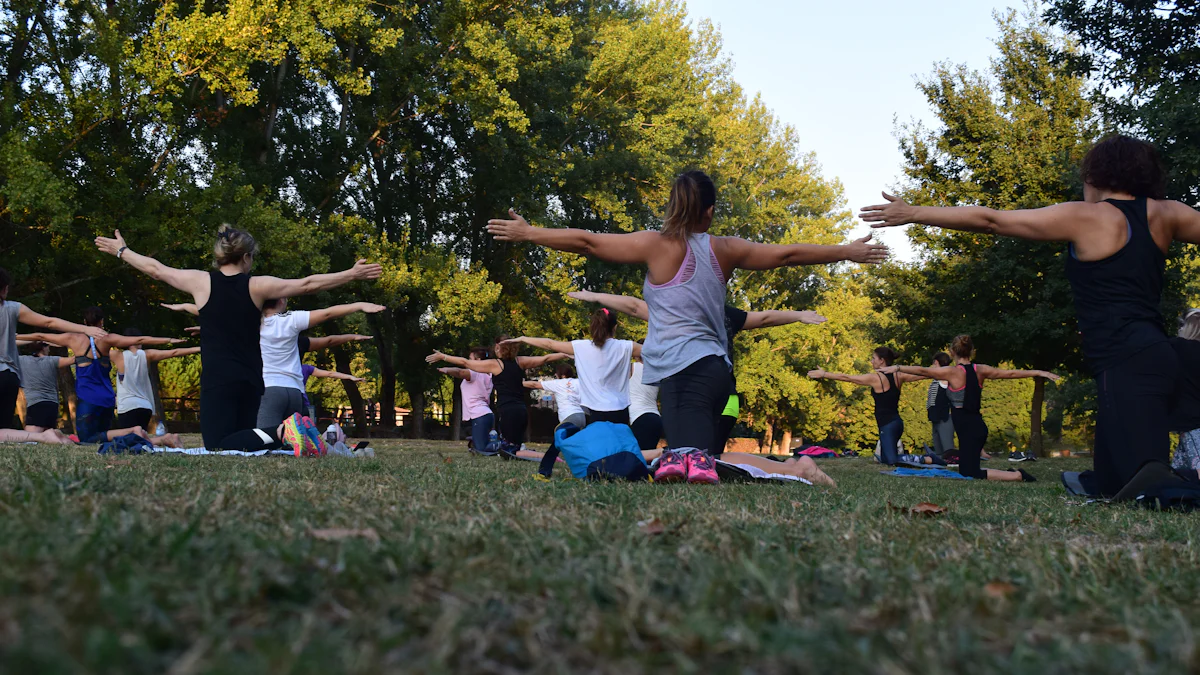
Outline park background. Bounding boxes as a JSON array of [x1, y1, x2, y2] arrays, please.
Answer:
[[1, 0, 1196, 456]]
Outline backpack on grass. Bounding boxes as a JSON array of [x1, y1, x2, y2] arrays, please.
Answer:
[[537, 422, 650, 482]]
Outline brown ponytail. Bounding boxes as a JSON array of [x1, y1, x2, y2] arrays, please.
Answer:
[[213, 224, 259, 268], [590, 308, 617, 347], [662, 170, 717, 240], [950, 335, 974, 359]]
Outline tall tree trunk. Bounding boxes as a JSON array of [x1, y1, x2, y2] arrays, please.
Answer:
[[762, 423, 774, 453], [1029, 377, 1045, 457], [779, 429, 793, 456], [148, 360, 165, 430], [450, 378, 462, 442], [408, 388, 425, 439], [58, 367, 77, 434], [332, 345, 368, 437], [370, 313, 396, 429], [259, 54, 289, 164]]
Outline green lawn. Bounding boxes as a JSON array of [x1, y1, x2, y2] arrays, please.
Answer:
[[0, 440, 1197, 674]]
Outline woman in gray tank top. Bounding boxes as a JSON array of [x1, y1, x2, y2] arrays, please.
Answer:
[[16, 340, 73, 433], [488, 170, 889, 484]]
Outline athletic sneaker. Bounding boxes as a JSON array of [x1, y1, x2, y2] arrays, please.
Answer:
[[1016, 468, 1037, 483], [1009, 451, 1036, 463], [654, 449, 687, 483], [281, 413, 307, 457], [685, 450, 719, 485], [899, 453, 946, 467]]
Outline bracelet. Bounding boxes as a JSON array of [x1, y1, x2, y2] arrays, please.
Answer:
[[117, 246, 127, 259]]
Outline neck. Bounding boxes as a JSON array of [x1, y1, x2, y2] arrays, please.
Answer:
[[1094, 188, 1137, 201], [955, 357, 971, 364], [219, 263, 244, 275]]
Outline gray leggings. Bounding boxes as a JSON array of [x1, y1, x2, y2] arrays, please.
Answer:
[[257, 386, 306, 430], [931, 418, 956, 455]]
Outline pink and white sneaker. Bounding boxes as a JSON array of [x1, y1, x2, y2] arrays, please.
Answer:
[[685, 450, 719, 485], [654, 449, 688, 483]]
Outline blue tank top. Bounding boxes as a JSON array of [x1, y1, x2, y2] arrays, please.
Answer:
[[75, 337, 115, 408]]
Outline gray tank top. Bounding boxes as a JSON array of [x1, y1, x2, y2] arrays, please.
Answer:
[[641, 233, 729, 385], [18, 354, 59, 406], [0, 301, 22, 380], [117, 349, 156, 414]]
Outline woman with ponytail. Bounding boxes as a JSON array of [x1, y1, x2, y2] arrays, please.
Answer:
[[488, 170, 888, 484], [879, 335, 1059, 482], [95, 225, 382, 450], [500, 307, 642, 425]]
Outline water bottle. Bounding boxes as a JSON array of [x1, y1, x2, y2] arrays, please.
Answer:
[[324, 423, 339, 445], [488, 430, 498, 446], [155, 421, 166, 436]]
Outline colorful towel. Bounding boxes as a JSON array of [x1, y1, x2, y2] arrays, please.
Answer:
[[883, 467, 972, 480]]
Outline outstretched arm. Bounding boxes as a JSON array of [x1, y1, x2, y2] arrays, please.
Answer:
[[716, 234, 889, 273], [104, 335, 187, 349], [160, 302, 199, 316], [976, 365, 1060, 382], [144, 347, 202, 363], [743, 310, 827, 330], [518, 353, 571, 369], [17, 333, 77, 349], [248, 260, 383, 306], [860, 193, 1099, 243], [568, 291, 649, 321], [17, 307, 106, 339], [305, 334, 372, 351], [504, 336, 575, 355], [308, 302, 387, 327], [311, 368, 365, 383], [426, 351, 503, 375], [487, 210, 661, 265], [437, 367, 474, 381], [96, 230, 209, 298], [1164, 200, 1200, 244], [806, 368, 880, 387], [523, 380, 545, 390], [880, 364, 963, 386]]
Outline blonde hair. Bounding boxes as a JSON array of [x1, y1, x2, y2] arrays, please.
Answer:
[[213, 224, 259, 268], [662, 170, 716, 240], [1180, 309, 1200, 342]]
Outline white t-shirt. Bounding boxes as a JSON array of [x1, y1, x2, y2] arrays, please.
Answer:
[[541, 378, 585, 423], [571, 339, 633, 412], [628, 361, 660, 422], [260, 311, 311, 390]]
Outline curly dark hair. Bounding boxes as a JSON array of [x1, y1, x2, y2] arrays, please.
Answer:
[[1080, 135, 1165, 199]]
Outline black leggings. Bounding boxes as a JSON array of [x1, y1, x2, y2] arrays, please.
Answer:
[[585, 407, 630, 426], [201, 380, 264, 449], [713, 414, 737, 457], [497, 402, 528, 446], [1093, 342, 1179, 496], [951, 408, 989, 479], [631, 413, 663, 451], [0, 370, 19, 430], [658, 355, 732, 453]]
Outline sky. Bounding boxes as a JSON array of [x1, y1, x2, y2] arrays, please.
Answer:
[[684, 0, 1018, 259]]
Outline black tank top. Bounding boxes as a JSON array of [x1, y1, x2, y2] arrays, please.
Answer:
[[871, 373, 900, 424], [1066, 198, 1167, 373], [199, 271, 263, 391], [958, 363, 982, 415], [493, 359, 525, 407]]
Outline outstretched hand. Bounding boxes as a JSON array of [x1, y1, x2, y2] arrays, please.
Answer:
[[425, 350, 447, 364], [844, 234, 890, 264], [798, 311, 827, 325], [359, 303, 387, 314], [349, 376, 366, 383], [83, 326, 108, 340], [184, 326, 201, 335], [876, 365, 900, 374], [353, 334, 373, 342], [860, 192, 917, 229], [500, 337, 528, 345], [567, 291, 595, 302], [807, 369, 826, 379], [1042, 371, 1062, 382], [168, 338, 187, 345], [160, 303, 191, 313], [487, 209, 535, 242], [350, 259, 383, 281], [95, 230, 127, 257]]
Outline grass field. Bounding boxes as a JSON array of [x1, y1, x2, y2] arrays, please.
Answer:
[[1, 439, 1198, 674]]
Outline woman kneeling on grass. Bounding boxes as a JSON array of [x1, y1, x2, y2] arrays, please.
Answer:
[[878, 335, 1058, 482], [808, 346, 918, 466], [487, 170, 888, 485]]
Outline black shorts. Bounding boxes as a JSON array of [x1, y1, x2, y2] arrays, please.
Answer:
[[24, 401, 59, 429], [114, 408, 153, 431]]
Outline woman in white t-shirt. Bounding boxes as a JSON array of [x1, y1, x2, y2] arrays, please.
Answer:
[[437, 347, 495, 452], [524, 363, 586, 430], [504, 308, 642, 425], [257, 298, 385, 429]]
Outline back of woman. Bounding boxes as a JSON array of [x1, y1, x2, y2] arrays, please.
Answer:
[[493, 358, 525, 408], [460, 371, 493, 421], [200, 271, 263, 390], [116, 349, 155, 414], [572, 338, 633, 413]]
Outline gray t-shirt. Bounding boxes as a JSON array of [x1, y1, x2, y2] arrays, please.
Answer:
[[18, 355, 60, 406], [0, 301, 22, 381]]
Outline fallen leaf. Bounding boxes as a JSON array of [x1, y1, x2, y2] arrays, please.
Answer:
[[443, 457, 453, 464], [310, 528, 380, 543], [637, 517, 666, 536], [983, 581, 1017, 599], [791, 501, 803, 509], [105, 459, 132, 468], [888, 502, 947, 517], [504, 478, 520, 485]]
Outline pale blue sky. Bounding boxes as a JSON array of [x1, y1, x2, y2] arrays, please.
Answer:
[[685, 0, 1019, 258]]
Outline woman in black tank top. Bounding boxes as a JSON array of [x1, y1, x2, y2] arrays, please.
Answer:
[[863, 135, 1200, 496], [427, 334, 570, 448], [96, 226, 382, 449], [808, 347, 918, 465], [884, 335, 1057, 482]]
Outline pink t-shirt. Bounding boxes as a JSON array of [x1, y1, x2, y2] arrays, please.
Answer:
[[461, 371, 493, 421]]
